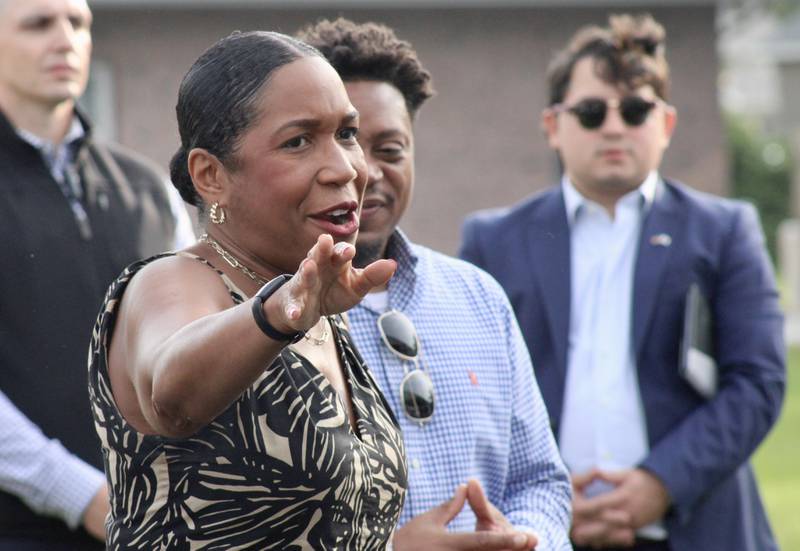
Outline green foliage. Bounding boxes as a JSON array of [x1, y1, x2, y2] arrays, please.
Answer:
[[725, 113, 793, 261], [772, 0, 800, 19], [754, 347, 800, 549]]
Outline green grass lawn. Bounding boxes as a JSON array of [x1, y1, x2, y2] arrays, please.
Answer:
[[754, 346, 800, 549]]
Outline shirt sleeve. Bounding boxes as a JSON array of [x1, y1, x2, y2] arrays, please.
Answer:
[[0, 389, 106, 530], [164, 178, 197, 249], [497, 289, 574, 550]]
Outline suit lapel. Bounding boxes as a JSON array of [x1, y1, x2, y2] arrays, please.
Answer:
[[528, 189, 571, 376], [633, 180, 685, 359]]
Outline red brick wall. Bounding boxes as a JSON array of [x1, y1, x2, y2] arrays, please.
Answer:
[[92, 5, 723, 254]]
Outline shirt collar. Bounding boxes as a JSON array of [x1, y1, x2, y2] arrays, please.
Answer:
[[385, 228, 417, 267], [16, 115, 85, 151], [16, 115, 86, 168], [361, 228, 419, 313], [561, 171, 659, 225]]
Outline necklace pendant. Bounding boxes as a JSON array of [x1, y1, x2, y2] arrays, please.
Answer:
[[303, 317, 330, 346]]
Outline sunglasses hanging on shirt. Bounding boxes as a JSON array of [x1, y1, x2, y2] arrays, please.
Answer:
[[553, 96, 660, 130], [377, 310, 435, 426]]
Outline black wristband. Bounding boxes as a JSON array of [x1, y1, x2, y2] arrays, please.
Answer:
[[251, 274, 305, 343]]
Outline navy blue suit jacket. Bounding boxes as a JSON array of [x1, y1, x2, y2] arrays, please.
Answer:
[[459, 180, 785, 550]]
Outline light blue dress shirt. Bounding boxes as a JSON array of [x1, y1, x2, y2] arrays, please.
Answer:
[[0, 391, 103, 530], [559, 172, 666, 539], [348, 230, 573, 550]]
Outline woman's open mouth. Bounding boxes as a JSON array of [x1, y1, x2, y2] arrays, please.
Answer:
[[309, 201, 360, 238]]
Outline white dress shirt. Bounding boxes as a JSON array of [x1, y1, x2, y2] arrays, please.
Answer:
[[558, 172, 667, 539]]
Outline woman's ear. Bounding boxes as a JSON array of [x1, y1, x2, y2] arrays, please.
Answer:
[[188, 148, 231, 205]]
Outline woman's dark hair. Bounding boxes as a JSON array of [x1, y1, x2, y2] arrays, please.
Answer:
[[169, 31, 321, 208], [547, 14, 669, 106], [297, 17, 434, 120]]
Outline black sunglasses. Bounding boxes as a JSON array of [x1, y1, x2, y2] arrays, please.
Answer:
[[554, 96, 659, 129], [377, 310, 434, 426]]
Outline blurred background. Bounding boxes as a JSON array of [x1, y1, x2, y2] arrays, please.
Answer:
[[82, 0, 799, 547]]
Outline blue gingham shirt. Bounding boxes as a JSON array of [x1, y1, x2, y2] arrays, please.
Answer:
[[348, 230, 572, 550]]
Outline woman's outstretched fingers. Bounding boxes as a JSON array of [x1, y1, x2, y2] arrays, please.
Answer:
[[316, 233, 335, 260], [332, 241, 356, 264], [285, 258, 316, 323], [352, 259, 396, 295], [306, 233, 333, 267], [310, 236, 355, 280]]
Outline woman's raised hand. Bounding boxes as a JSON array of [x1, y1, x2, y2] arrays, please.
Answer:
[[269, 234, 396, 333]]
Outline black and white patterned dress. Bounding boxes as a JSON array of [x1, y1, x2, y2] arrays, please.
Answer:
[[88, 253, 407, 550]]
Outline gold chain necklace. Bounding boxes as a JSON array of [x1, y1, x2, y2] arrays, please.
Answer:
[[199, 234, 268, 286], [303, 318, 330, 346], [201, 234, 330, 346]]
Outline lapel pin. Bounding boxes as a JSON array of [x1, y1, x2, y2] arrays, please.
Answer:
[[650, 233, 672, 247]]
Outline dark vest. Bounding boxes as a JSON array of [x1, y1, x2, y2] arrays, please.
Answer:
[[0, 109, 175, 546]]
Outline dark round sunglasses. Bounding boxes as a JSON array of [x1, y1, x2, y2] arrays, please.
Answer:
[[377, 310, 434, 426], [554, 96, 659, 130]]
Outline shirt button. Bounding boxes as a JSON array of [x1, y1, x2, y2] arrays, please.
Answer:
[[412, 458, 421, 469]]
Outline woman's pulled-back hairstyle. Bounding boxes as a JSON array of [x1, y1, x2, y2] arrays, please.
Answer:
[[169, 31, 321, 208], [297, 17, 434, 120], [547, 14, 669, 106]]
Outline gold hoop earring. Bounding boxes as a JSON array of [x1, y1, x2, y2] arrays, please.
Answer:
[[209, 202, 226, 225]]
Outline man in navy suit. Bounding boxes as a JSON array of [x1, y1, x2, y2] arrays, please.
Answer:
[[460, 14, 784, 551]]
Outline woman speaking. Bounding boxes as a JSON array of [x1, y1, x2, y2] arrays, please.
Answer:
[[88, 31, 406, 549]]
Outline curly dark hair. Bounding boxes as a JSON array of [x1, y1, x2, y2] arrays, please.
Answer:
[[297, 17, 435, 119], [547, 13, 669, 105]]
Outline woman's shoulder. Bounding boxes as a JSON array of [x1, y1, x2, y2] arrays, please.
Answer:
[[129, 250, 225, 290], [115, 250, 242, 320]]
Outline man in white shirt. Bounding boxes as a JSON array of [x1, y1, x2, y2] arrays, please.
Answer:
[[462, 14, 784, 551]]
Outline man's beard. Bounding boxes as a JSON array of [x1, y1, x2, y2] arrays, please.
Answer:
[[353, 239, 386, 269]]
